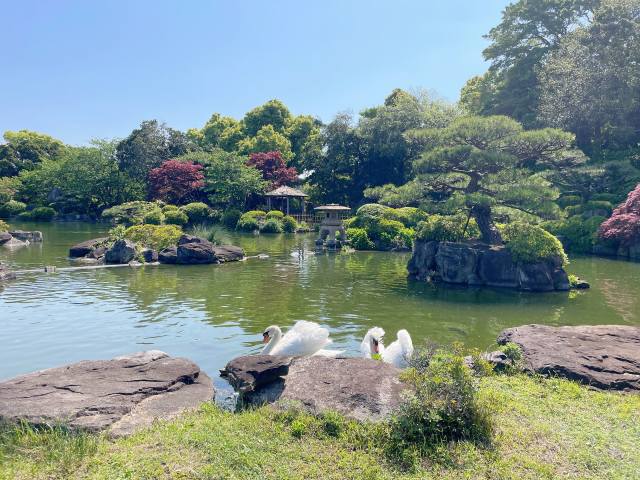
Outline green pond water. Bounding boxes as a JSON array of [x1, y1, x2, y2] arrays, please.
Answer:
[[1, 221, 639, 388]]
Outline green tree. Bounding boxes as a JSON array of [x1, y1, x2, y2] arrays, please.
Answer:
[[0, 130, 65, 176], [238, 125, 293, 161], [18, 140, 143, 215], [198, 150, 267, 209], [465, 0, 598, 127], [537, 0, 640, 155], [0, 177, 22, 204], [243, 99, 291, 136], [116, 120, 197, 180], [284, 115, 323, 170], [407, 115, 582, 244], [199, 114, 242, 150]]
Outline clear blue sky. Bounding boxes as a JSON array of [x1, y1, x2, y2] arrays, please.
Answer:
[[1, 0, 510, 145]]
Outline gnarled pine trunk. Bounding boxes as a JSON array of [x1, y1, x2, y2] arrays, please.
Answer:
[[471, 204, 503, 245]]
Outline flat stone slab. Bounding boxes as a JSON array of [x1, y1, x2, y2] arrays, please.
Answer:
[[498, 324, 640, 391], [0, 351, 214, 436], [223, 355, 405, 421]]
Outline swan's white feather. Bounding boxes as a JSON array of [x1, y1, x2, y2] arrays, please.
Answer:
[[271, 320, 331, 356], [381, 329, 413, 368], [360, 327, 386, 358], [313, 348, 345, 357]]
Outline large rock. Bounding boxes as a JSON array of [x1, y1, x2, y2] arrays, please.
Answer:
[[9, 230, 43, 243], [222, 355, 405, 421], [0, 351, 214, 436], [69, 237, 108, 258], [497, 324, 640, 391], [408, 240, 570, 292], [0, 232, 12, 245], [158, 246, 177, 264], [212, 245, 244, 263], [177, 239, 217, 264], [105, 239, 136, 264], [222, 355, 293, 393]]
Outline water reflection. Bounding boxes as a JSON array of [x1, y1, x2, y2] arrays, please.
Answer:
[[0, 221, 639, 382]]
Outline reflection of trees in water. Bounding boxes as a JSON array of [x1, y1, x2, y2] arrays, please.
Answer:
[[600, 278, 639, 324]]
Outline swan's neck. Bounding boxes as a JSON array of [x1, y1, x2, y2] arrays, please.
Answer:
[[261, 327, 282, 355]]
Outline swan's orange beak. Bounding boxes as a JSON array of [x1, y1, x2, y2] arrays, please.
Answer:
[[262, 333, 270, 344]]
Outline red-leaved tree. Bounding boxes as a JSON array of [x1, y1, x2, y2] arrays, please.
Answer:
[[246, 151, 298, 188], [148, 159, 204, 204], [598, 183, 640, 246]]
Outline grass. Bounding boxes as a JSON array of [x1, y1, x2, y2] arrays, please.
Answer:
[[1, 374, 639, 479]]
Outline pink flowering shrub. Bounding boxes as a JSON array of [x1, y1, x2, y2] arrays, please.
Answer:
[[598, 184, 640, 246]]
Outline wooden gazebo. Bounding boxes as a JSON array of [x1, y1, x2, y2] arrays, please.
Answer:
[[264, 185, 309, 217]]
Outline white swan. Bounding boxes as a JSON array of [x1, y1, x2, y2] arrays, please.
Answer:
[[361, 327, 386, 359], [261, 320, 343, 357], [382, 329, 414, 368], [361, 327, 413, 368]]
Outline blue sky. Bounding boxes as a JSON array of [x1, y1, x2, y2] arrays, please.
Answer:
[[1, 0, 511, 145]]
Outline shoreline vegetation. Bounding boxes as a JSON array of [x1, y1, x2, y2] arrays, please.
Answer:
[[1, 372, 638, 480]]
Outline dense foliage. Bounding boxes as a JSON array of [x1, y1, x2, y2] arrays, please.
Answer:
[[346, 204, 417, 251], [598, 183, 640, 246], [246, 151, 298, 189], [501, 222, 568, 266], [415, 214, 480, 243], [148, 160, 204, 204], [123, 224, 183, 251]]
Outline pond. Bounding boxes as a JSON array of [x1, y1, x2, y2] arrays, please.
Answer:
[[1, 221, 639, 389]]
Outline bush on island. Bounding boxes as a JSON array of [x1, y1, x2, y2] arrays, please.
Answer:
[[222, 209, 242, 229], [164, 209, 189, 226], [17, 206, 56, 221], [260, 218, 283, 233], [346, 227, 375, 250], [266, 210, 285, 219], [0, 200, 27, 218], [161, 205, 179, 213], [347, 203, 426, 250], [180, 202, 212, 224], [102, 201, 163, 226], [124, 224, 183, 251], [500, 222, 568, 266], [556, 195, 582, 209], [0, 220, 9, 232], [296, 221, 311, 233], [244, 210, 267, 219], [142, 209, 164, 225], [414, 214, 480, 243], [282, 215, 297, 233], [236, 213, 260, 232]]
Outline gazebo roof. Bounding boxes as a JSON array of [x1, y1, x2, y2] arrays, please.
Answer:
[[314, 204, 351, 211], [264, 186, 309, 198]]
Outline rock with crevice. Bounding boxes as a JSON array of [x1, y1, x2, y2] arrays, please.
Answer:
[[0, 351, 214, 436], [0, 232, 12, 245], [105, 239, 136, 264], [497, 324, 640, 391], [158, 246, 177, 264], [222, 355, 405, 421], [9, 230, 43, 243]]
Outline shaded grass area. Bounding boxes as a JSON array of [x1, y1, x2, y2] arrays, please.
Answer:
[[1, 374, 639, 479]]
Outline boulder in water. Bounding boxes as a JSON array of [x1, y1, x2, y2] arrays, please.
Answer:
[[105, 239, 136, 264]]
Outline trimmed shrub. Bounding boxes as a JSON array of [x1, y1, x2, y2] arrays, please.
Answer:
[[164, 209, 189, 226], [161, 205, 179, 213], [142, 209, 164, 225], [260, 218, 283, 233], [297, 221, 311, 233], [282, 215, 297, 233], [222, 209, 242, 229], [393, 207, 429, 227], [124, 224, 183, 251], [0, 220, 9, 232], [415, 214, 479, 242], [584, 200, 613, 215], [180, 202, 212, 224], [102, 201, 162, 226], [244, 210, 267, 219], [500, 222, 568, 266], [266, 210, 285, 219], [21, 206, 56, 221], [0, 200, 27, 218], [356, 203, 392, 219], [236, 213, 260, 231], [564, 205, 583, 217], [590, 193, 619, 203], [347, 228, 375, 250]]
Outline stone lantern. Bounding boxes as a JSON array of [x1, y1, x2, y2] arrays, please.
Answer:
[[314, 204, 351, 248]]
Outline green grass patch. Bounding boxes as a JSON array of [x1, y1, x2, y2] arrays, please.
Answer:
[[1, 375, 638, 479]]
